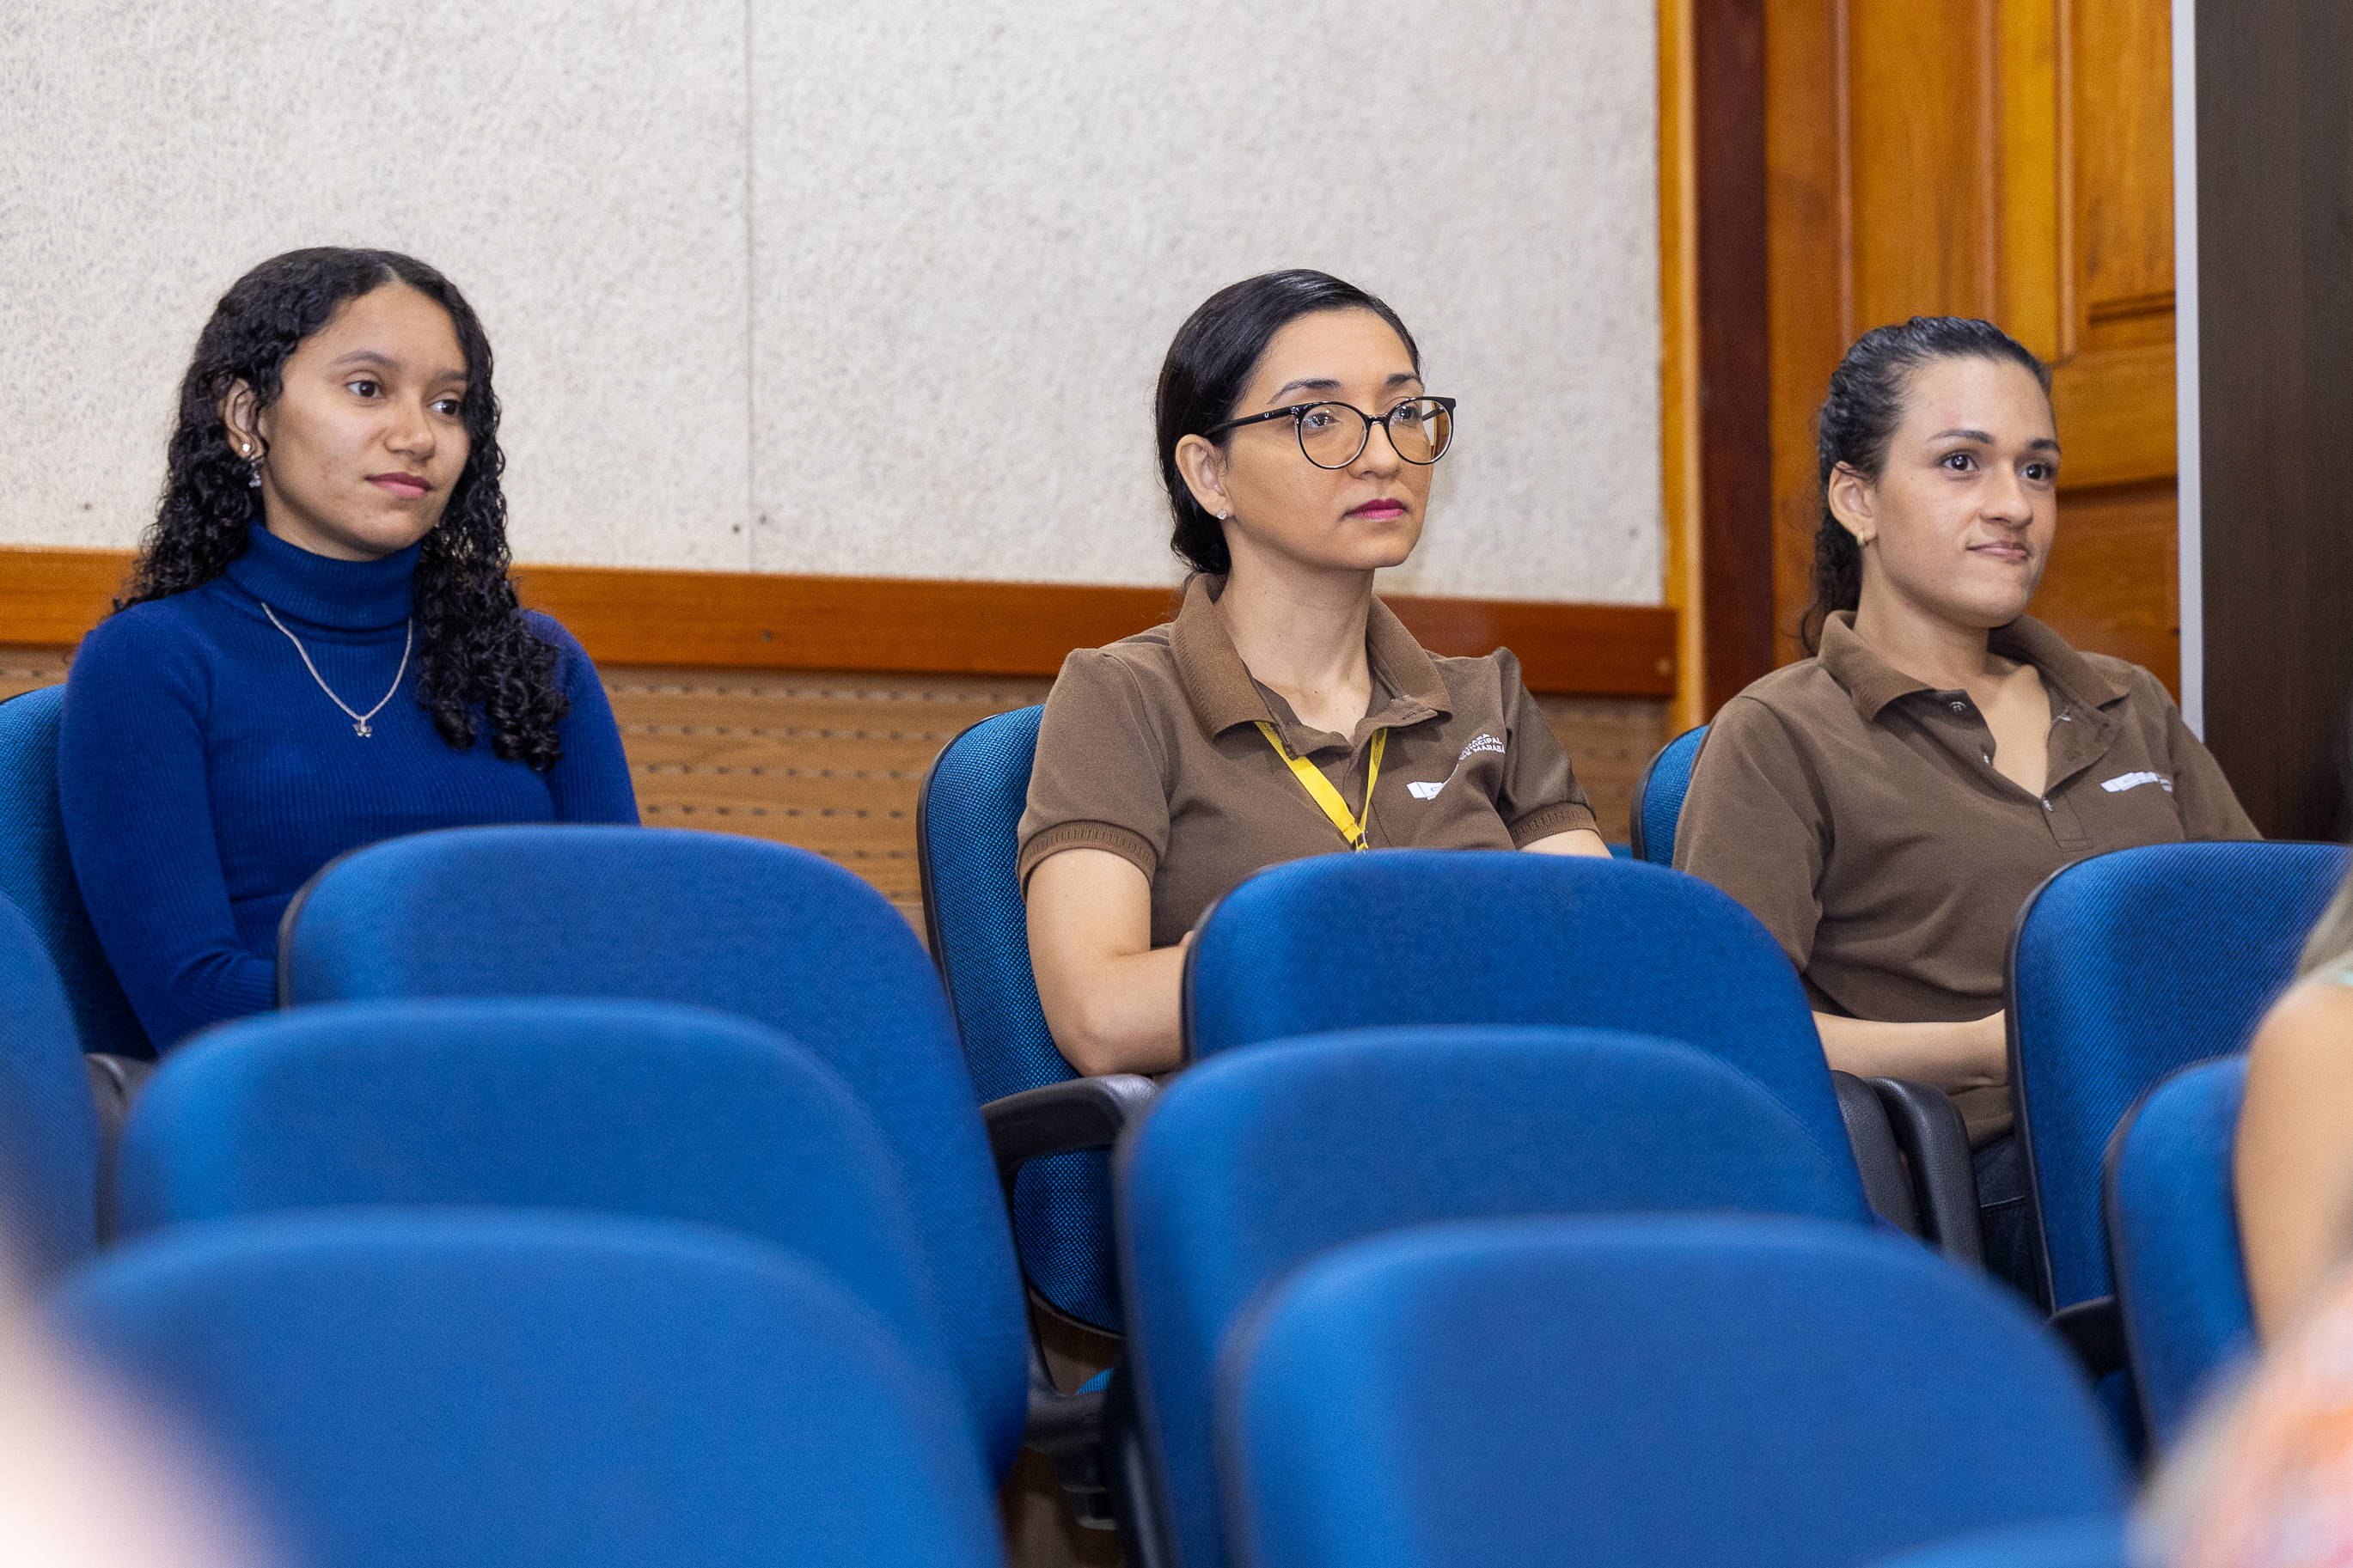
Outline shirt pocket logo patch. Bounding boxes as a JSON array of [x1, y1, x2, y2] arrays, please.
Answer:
[[1407, 733, 1507, 801], [2100, 770, 2173, 795]]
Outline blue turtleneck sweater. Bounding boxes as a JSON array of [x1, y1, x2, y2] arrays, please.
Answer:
[[59, 524, 639, 1047]]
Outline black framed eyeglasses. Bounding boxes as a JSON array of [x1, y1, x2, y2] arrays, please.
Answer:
[[1202, 396, 1457, 470]]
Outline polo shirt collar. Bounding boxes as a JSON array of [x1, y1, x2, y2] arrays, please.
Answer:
[[1818, 610, 2130, 723], [1168, 574, 1452, 741]]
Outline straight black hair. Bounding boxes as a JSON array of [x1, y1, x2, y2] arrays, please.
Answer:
[[1800, 315, 2052, 652], [1153, 270, 1421, 576]]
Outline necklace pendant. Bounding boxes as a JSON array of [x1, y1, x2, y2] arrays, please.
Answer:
[[353, 720, 372, 738]]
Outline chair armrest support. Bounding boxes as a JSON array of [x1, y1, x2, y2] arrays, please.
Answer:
[[2050, 1295, 2125, 1381], [981, 1075, 1158, 1198], [1830, 1071, 1921, 1236], [1867, 1077, 1984, 1266]]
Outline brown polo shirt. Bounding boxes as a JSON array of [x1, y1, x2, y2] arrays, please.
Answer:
[[1018, 576, 1597, 948], [1675, 611, 2258, 1142]]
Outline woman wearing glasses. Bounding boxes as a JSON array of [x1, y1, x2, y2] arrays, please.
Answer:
[[1018, 269, 1609, 1077]]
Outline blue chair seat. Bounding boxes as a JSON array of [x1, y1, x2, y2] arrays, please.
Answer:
[[1117, 1025, 1875, 1568], [56, 1211, 1007, 1568], [0, 685, 150, 1058], [1222, 1214, 2124, 1568], [115, 996, 956, 1406], [2106, 1054, 2257, 1449]]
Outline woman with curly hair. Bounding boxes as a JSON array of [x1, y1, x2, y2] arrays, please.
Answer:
[[60, 248, 637, 1048]]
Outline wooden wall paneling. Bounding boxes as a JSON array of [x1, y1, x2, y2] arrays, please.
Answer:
[[1660, 0, 1706, 732], [1693, 0, 1778, 715], [1843, 0, 1995, 328], [2195, 1, 2353, 839], [0, 549, 1679, 699], [1994, 0, 2062, 358], [2071, 0, 2175, 354], [0, 645, 70, 704], [1763, 0, 1847, 661]]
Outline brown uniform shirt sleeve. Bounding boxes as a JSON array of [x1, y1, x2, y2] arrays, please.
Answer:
[[2153, 674, 2262, 841], [1489, 649, 1598, 845], [1672, 693, 1829, 973], [1017, 649, 1170, 892]]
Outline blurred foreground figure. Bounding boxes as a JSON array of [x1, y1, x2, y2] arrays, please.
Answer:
[[0, 1262, 261, 1568], [2149, 1264, 2353, 1568]]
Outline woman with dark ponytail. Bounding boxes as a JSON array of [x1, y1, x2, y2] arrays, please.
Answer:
[[61, 248, 637, 1047], [1674, 316, 2254, 1289]]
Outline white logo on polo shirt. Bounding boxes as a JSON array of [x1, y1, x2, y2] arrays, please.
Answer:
[[1408, 733, 1507, 799], [2101, 771, 2173, 795]]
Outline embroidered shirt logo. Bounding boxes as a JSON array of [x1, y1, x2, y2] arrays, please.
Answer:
[[2100, 771, 2173, 795], [1408, 733, 1507, 800]]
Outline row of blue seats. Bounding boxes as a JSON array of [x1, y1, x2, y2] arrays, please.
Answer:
[[17, 965, 2126, 1567], [0, 686, 2335, 1523]]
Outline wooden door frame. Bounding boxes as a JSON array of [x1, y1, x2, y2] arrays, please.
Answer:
[[1664, 0, 1779, 727]]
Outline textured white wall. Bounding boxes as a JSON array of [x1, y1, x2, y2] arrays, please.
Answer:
[[2, 0, 1659, 604]]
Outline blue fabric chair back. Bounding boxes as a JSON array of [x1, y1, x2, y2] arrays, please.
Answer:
[[1186, 850, 1858, 1181], [0, 897, 100, 1281], [2105, 1055, 2254, 1450], [278, 825, 1027, 1474], [1629, 723, 1708, 866], [2010, 841, 2347, 1311], [1222, 1215, 2125, 1568], [0, 686, 150, 1059], [918, 705, 1120, 1330], [1119, 1026, 1873, 1568], [1860, 1518, 2128, 1568], [55, 1211, 1007, 1568], [116, 997, 956, 1407]]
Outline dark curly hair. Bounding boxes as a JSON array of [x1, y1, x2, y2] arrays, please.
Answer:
[[1154, 269, 1421, 576], [1800, 315, 2051, 653], [121, 247, 568, 768]]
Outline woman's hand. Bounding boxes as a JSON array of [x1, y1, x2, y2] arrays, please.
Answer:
[[1024, 848, 1189, 1077], [1811, 1010, 2008, 1095]]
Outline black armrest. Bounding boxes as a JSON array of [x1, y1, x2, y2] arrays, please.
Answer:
[[981, 1075, 1159, 1198], [2049, 1295, 2124, 1381], [1867, 1077, 1984, 1266], [83, 1053, 156, 1244], [1830, 1071, 1921, 1235], [981, 1074, 1157, 1532]]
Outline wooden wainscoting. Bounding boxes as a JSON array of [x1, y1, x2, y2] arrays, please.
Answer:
[[3, 646, 1667, 935]]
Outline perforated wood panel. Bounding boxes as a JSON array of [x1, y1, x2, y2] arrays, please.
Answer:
[[3, 644, 1667, 930], [0, 647, 69, 703]]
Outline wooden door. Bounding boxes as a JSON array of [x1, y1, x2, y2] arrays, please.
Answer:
[[1764, 0, 2179, 691]]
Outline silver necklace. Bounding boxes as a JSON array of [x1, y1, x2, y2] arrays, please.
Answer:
[[260, 602, 413, 738]]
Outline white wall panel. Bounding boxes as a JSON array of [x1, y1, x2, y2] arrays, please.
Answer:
[[0, 0, 749, 570], [2, 0, 1658, 603]]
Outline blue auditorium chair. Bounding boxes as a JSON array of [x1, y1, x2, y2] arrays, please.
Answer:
[[113, 996, 956, 1399], [1115, 1025, 1876, 1568], [2105, 1054, 2255, 1450], [1183, 850, 1981, 1255], [2008, 842, 2345, 1351], [0, 685, 150, 1061], [919, 704, 1149, 1340], [0, 896, 101, 1282], [55, 1210, 1007, 1568], [278, 825, 1105, 1490], [1628, 722, 1707, 865], [1221, 1215, 2124, 1568]]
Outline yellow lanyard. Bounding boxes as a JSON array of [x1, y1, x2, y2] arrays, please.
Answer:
[[1255, 722, 1387, 851]]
